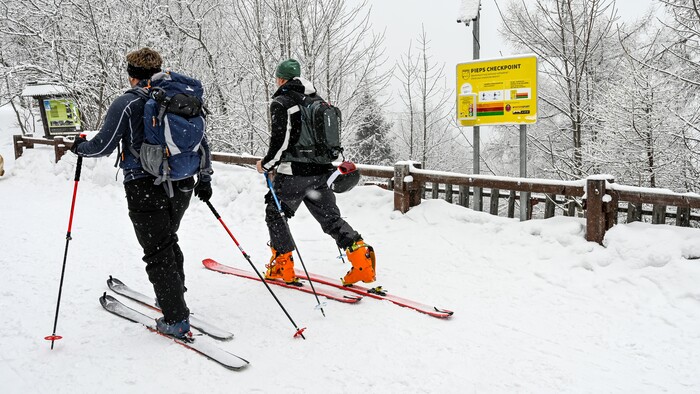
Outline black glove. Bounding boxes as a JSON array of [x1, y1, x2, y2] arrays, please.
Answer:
[[194, 181, 213, 202], [69, 136, 87, 154], [264, 192, 295, 218], [281, 202, 295, 219]]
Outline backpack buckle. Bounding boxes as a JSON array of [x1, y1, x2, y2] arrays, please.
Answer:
[[150, 87, 166, 103]]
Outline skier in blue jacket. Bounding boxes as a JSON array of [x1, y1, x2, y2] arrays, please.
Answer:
[[71, 48, 212, 338]]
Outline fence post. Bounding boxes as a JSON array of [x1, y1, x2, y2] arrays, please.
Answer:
[[544, 194, 556, 219], [507, 190, 516, 218], [410, 162, 423, 208], [605, 185, 619, 228], [54, 136, 68, 163], [13, 135, 24, 159], [393, 163, 410, 213], [627, 202, 642, 223], [489, 189, 500, 215], [652, 205, 667, 224], [394, 162, 422, 213], [565, 196, 577, 217], [527, 197, 536, 220], [444, 183, 453, 203], [585, 175, 614, 244], [676, 206, 691, 227], [458, 185, 470, 208]]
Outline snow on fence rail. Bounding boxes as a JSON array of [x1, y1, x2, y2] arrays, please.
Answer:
[[13, 135, 72, 163], [14, 136, 700, 244]]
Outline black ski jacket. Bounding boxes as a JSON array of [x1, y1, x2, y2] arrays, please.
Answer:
[[260, 77, 333, 176]]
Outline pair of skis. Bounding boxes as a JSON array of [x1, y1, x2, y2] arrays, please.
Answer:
[[102, 257, 454, 371], [101, 277, 249, 371], [202, 259, 454, 319]]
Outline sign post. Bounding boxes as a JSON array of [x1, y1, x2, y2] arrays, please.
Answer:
[[456, 54, 538, 220], [520, 124, 528, 220], [472, 10, 481, 211]]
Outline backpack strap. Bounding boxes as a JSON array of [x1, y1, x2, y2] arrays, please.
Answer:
[[163, 181, 174, 198], [153, 146, 170, 185], [156, 155, 175, 198], [125, 87, 150, 161], [149, 87, 171, 124]]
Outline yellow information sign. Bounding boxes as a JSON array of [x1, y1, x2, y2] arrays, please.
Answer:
[[456, 55, 537, 127]]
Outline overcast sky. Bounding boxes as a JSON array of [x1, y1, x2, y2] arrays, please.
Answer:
[[359, 0, 658, 104]]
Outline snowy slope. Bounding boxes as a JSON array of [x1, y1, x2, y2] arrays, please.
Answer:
[[1, 110, 700, 393]]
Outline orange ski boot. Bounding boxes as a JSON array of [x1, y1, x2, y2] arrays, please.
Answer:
[[265, 247, 300, 285], [342, 240, 376, 285]]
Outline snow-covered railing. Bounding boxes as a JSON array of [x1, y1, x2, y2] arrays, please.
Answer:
[[410, 165, 585, 218], [588, 176, 700, 242], [17, 137, 700, 244], [13, 135, 75, 163]]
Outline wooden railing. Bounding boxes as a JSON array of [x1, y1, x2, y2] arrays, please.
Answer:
[[13, 135, 75, 163], [14, 136, 700, 244]]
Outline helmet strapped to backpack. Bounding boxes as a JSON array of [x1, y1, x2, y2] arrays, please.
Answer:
[[327, 161, 360, 193]]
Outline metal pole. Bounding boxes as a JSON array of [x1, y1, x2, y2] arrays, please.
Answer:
[[473, 10, 482, 211], [46, 152, 83, 349], [264, 173, 326, 318], [519, 124, 528, 221], [205, 201, 307, 339]]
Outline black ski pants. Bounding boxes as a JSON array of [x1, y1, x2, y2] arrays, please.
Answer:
[[265, 173, 360, 254], [124, 176, 194, 323]]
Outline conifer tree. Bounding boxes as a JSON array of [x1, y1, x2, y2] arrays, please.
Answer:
[[351, 91, 395, 165]]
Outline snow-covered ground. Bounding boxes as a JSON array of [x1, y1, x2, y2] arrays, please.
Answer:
[[2, 104, 700, 393]]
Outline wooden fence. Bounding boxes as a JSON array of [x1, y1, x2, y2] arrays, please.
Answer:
[[14, 135, 700, 244], [13, 135, 73, 163]]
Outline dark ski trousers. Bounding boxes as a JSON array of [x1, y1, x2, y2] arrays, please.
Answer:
[[125, 176, 194, 323], [265, 173, 360, 254]]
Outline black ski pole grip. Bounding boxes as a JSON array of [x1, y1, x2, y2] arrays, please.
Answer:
[[206, 201, 220, 218], [74, 156, 83, 181], [73, 134, 86, 181]]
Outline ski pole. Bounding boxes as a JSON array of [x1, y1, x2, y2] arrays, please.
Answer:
[[337, 246, 347, 264], [264, 172, 326, 317], [205, 201, 306, 339], [46, 136, 85, 349]]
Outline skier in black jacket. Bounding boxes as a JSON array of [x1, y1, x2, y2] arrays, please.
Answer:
[[70, 48, 213, 338], [256, 58, 376, 286]]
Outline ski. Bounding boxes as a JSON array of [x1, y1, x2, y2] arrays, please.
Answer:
[[202, 259, 363, 304], [106, 276, 234, 341], [293, 269, 454, 319], [99, 293, 249, 371]]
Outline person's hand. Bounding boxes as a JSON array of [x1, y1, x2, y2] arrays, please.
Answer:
[[280, 202, 295, 218], [69, 135, 87, 154], [256, 160, 264, 174], [194, 181, 213, 202]]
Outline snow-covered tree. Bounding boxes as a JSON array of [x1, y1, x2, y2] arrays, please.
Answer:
[[496, 0, 619, 179], [350, 91, 395, 165], [395, 26, 461, 170], [0, 0, 391, 161], [225, 0, 391, 156]]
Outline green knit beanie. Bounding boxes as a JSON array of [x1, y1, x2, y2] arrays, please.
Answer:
[[275, 59, 301, 80]]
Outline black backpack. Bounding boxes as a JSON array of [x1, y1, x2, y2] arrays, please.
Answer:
[[282, 94, 342, 164]]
